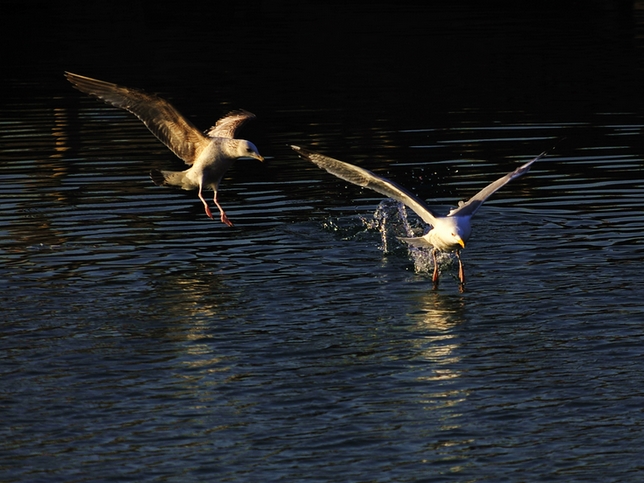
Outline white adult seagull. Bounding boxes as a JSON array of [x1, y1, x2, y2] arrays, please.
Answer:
[[291, 145, 548, 286], [65, 72, 264, 226]]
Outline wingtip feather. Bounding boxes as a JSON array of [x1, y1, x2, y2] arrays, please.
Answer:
[[291, 145, 314, 158]]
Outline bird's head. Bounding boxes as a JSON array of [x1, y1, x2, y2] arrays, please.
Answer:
[[451, 232, 466, 249], [234, 140, 264, 162], [433, 217, 470, 251]]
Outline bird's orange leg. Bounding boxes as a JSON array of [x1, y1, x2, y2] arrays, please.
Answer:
[[198, 185, 214, 219], [432, 248, 440, 289], [456, 251, 465, 286], [214, 190, 233, 227]]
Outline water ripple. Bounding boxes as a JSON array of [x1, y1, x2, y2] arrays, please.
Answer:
[[3, 76, 644, 482]]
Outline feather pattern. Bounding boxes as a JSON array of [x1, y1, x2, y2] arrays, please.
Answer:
[[292, 144, 551, 285], [66, 72, 263, 225]]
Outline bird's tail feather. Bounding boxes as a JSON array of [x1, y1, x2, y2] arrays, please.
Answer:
[[398, 236, 433, 248], [150, 169, 190, 189]]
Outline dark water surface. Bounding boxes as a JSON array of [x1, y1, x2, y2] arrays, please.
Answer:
[[3, 2, 644, 481]]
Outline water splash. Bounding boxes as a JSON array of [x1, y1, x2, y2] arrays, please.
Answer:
[[361, 199, 409, 251], [363, 200, 456, 275], [322, 200, 457, 276]]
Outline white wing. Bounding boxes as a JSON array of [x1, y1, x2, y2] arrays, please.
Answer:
[[448, 150, 548, 218], [291, 145, 439, 226]]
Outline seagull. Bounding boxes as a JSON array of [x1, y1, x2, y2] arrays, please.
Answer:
[[65, 72, 264, 226], [291, 145, 549, 287]]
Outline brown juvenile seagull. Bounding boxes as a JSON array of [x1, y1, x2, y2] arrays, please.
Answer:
[[292, 145, 548, 287], [65, 72, 264, 226]]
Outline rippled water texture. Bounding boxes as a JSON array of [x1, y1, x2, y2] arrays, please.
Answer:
[[3, 2, 644, 482]]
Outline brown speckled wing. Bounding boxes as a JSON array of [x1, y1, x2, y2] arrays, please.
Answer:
[[206, 109, 256, 139], [65, 72, 209, 165]]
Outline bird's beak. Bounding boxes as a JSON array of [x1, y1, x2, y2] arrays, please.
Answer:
[[457, 238, 465, 249], [241, 154, 264, 162]]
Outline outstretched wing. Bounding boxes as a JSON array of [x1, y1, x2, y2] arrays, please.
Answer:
[[448, 150, 548, 218], [65, 72, 209, 165], [291, 145, 439, 226], [206, 109, 257, 139]]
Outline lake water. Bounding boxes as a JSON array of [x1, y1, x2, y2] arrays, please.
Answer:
[[3, 2, 644, 482]]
